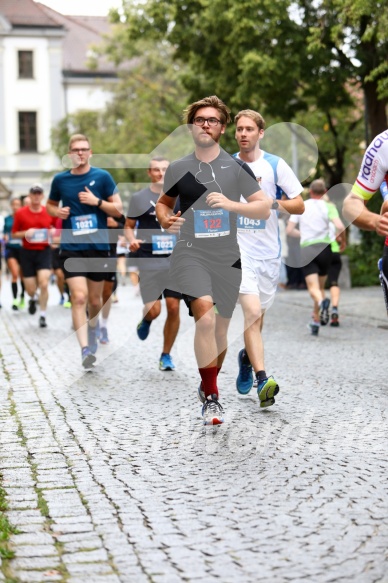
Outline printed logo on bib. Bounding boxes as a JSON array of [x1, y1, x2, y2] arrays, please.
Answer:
[[193, 209, 230, 238], [29, 229, 50, 243], [237, 214, 266, 233], [71, 214, 98, 236], [152, 234, 176, 255]]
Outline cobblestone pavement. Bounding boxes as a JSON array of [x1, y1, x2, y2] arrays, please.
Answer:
[[0, 278, 387, 583]]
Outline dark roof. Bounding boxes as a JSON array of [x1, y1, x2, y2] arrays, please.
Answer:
[[37, 3, 116, 74], [0, 0, 62, 28]]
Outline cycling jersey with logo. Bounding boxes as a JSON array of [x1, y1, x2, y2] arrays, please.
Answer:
[[352, 130, 388, 200]]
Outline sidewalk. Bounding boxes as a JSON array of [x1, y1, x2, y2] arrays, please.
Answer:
[[0, 278, 387, 583]]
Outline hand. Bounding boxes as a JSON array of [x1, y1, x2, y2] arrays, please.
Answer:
[[57, 206, 70, 220], [376, 212, 388, 237], [25, 228, 36, 239], [206, 191, 231, 211], [165, 210, 185, 233], [129, 239, 144, 252], [78, 186, 98, 206]]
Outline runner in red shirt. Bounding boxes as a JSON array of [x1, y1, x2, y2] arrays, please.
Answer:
[[12, 184, 56, 328]]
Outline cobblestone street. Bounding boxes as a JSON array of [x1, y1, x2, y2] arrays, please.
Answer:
[[0, 279, 387, 583]]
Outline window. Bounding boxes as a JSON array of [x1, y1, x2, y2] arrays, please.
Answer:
[[18, 50, 34, 79], [19, 112, 37, 152]]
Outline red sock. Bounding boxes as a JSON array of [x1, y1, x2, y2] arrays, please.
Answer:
[[199, 367, 218, 399]]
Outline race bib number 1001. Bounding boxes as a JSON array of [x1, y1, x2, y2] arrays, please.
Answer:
[[193, 209, 230, 238], [71, 214, 98, 236]]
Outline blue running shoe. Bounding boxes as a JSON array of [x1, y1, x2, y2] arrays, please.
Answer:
[[137, 318, 151, 340], [236, 348, 253, 394], [88, 325, 98, 355], [309, 320, 320, 336], [59, 295, 65, 306], [257, 376, 279, 408], [82, 347, 96, 369], [100, 327, 109, 344], [202, 395, 224, 426], [159, 353, 175, 371], [319, 298, 330, 325]]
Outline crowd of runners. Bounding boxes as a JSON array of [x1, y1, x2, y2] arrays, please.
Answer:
[[1, 96, 387, 425]]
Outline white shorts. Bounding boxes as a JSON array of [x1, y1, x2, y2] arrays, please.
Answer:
[[239, 253, 281, 311]]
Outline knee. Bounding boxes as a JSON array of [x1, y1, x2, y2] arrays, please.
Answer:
[[71, 292, 88, 307], [167, 303, 180, 319], [195, 310, 215, 333], [89, 297, 102, 311]]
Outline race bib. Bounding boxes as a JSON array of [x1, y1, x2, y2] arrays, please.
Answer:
[[9, 238, 22, 246], [152, 234, 176, 255], [71, 214, 98, 236], [237, 214, 266, 233], [193, 209, 230, 238], [29, 229, 49, 243]]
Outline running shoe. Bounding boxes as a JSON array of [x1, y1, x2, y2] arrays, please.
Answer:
[[12, 299, 19, 311], [137, 318, 151, 340], [201, 395, 224, 426], [257, 376, 279, 408], [159, 353, 175, 371], [39, 316, 47, 328], [309, 320, 320, 336], [236, 348, 253, 395], [319, 298, 330, 325], [59, 295, 65, 306], [198, 382, 205, 404], [330, 310, 339, 327], [88, 325, 98, 354], [99, 327, 109, 344], [28, 298, 37, 315], [18, 297, 25, 309], [63, 300, 71, 308], [82, 347, 96, 369]]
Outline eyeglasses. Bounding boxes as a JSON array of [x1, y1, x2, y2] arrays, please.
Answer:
[[70, 148, 90, 153], [192, 117, 222, 127]]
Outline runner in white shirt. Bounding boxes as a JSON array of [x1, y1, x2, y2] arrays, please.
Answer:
[[234, 109, 304, 406]]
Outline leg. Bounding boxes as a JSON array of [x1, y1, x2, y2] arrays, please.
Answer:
[[304, 273, 323, 321], [55, 268, 65, 297], [162, 297, 180, 354], [36, 269, 51, 311], [239, 294, 265, 373], [66, 277, 89, 348], [87, 279, 104, 327], [214, 313, 232, 370], [23, 275, 38, 300], [191, 297, 218, 369]]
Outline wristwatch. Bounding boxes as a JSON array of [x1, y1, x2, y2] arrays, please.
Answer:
[[271, 201, 279, 210], [97, 198, 103, 208]]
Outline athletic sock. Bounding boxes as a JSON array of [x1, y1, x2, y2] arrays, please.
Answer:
[[100, 318, 108, 328], [256, 370, 267, 382], [199, 366, 218, 399], [12, 282, 18, 299], [21, 281, 25, 297]]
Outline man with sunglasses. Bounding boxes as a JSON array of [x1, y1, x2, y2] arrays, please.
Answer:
[[46, 134, 123, 369], [156, 95, 271, 425]]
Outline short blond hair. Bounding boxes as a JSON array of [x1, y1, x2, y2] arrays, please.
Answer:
[[310, 179, 326, 194], [68, 134, 91, 151], [234, 109, 265, 131], [184, 95, 231, 125]]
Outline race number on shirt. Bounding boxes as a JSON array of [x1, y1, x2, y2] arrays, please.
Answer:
[[71, 214, 98, 236], [152, 234, 176, 255], [193, 209, 230, 238], [236, 214, 266, 233]]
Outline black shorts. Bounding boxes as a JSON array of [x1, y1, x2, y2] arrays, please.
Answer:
[[138, 269, 181, 304], [60, 249, 112, 282], [5, 247, 22, 262], [52, 248, 62, 271], [301, 244, 333, 278], [104, 272, 117, 284], [169, 241, 241, 319], [327, 252, 342, 287], [20, 247, 52, 278]]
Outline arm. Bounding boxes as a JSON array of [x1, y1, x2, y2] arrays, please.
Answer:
[[78, 188, 123, 218], [124, 218, 143, 252], [278, 194, 305, 216], [343, 191, 388, 236], [205, 189, 271, 219], [286, 219, 300, 238], [46, 200, 71, 220], [156, 193, 185, 232]]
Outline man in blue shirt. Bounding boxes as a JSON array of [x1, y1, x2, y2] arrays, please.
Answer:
[[46, 134, 123, 368]]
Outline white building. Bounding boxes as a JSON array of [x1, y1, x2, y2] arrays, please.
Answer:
[[0, 0, 117, 206]]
